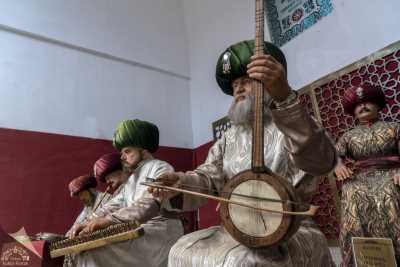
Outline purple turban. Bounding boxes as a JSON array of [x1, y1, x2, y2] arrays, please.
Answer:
[[94, 153, 122, 183], [68, 175, 97, 196]]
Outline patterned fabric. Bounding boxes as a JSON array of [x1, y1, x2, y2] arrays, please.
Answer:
[[171, 101, 337, 267], [215, 40, 287, 95], [197, 124, 305, 191], [94, 153, 122, 182], [75, 159, 184, 267], [68, 175, 97, 196], [169, 221, 333, 267], [113, 119, 159, 153], [336, 120, 400, 266], [336, 121, 399, 160]]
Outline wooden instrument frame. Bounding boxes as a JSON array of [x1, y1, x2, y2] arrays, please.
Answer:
[[50, 227, 144, 258], [220, 170, 293, 247]]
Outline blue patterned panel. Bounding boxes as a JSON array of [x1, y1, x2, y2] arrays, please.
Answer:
[[265, 0, 333, 46]]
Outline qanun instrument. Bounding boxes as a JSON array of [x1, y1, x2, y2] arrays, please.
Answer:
[[50, 222, 144, 258]]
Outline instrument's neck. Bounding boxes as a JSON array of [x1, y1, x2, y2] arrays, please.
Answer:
[[251, 0, 266, 173]]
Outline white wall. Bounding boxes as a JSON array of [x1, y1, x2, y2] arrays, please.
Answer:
[[182, 0, 256, 147], [2, 0, 399, 149], [183, 0, 400, 147], [0, 0, 193, 148], [285, 0, 400, 90], [0, 0, 189, 77]]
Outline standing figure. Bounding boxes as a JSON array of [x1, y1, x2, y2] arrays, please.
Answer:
[[334, 83, 400, 266], [151, 40, 337, 267]]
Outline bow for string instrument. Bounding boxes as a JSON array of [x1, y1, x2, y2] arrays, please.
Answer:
[[143, 0, 315, 248]]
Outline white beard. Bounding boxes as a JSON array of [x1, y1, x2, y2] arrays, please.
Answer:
[[228, 93, 272, 127]]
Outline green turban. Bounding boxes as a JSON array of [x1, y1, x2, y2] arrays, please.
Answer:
[[113, 119, 159, 153], [215, 40, 287, 95]]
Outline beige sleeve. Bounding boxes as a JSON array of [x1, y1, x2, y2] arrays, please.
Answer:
[[176, 136, 227, 211], [107, 161, 173, 224], [271, 101, 337, 176]]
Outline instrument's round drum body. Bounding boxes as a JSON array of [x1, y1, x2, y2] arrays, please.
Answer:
[[219, 169, 302, 248]]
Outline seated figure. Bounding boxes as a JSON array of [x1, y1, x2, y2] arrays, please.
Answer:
[[71, 119, 184, 267], [151, 40, 337, 267]]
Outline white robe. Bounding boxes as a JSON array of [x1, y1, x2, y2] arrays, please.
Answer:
[[64, 191, 111, 267], [75, 159, 184, 267], [168, 102, 337, 267], [66, 191, 110, 237]]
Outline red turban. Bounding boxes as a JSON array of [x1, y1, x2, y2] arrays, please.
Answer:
[[68, 175, 97, 196], [342, 83, 386, 115], [94, 153, 122, 183]]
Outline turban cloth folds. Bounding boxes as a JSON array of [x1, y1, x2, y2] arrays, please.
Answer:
[[94, 153, 122, 183], [113, 119, 159, 153], [215, 40, 287, 95], [68, 175, 97, 196]]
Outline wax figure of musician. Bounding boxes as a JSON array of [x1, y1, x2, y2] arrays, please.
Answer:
[[66, 153, 128, 239], [64, 154, 128, 267], [64, 175, 108, 267], [71, 119, 183, 267], [93, 152, 130, 196], [334, 83, 400, 266], [150, 40, 337, 267], [66, 175, 105, 235]]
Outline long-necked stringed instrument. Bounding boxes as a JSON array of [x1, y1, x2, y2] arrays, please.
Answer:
[[218, 0, 303, 248], [143, 0, 310, 248]]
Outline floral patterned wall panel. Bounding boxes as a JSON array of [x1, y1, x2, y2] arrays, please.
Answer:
[[300, 40, 400, 242]]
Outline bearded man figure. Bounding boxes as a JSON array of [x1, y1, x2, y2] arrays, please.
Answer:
[[64, 175, 106, 267], [334, 83, 400, 266], [94, 152, 130, 197], [150, 40, 337, 267], [66, 175, 103, 235], [71, 119, 183, 267]]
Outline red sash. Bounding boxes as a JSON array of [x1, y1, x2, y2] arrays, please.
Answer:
[[354, 155, 400, 171]]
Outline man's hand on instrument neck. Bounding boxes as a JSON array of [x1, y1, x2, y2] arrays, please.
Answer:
[[247, 54, 291, 102], [148, 172, 183, 201]]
